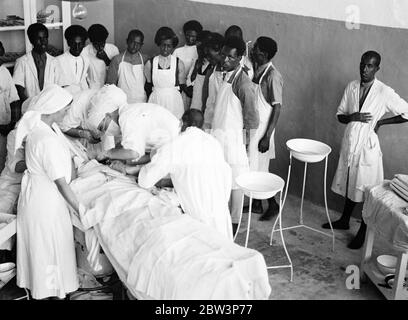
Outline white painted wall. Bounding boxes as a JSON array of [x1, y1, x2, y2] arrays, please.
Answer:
[[189, 0, 408, 29]]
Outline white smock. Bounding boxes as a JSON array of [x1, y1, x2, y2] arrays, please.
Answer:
[[12, 51, 55, 98], [248, 62, 275, 172], [211, 67, 249, 189], [139, 127, 233, 240], [119, 103, 180, 158], [118, 52, 146, 103], [0, 65, 19, 124], [52, 51, 89, 95], [331, 79, 408, 203], [148, 56, 184, 119], [82, 43, 119, 89]]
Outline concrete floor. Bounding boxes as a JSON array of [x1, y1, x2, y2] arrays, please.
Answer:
[[1, 194, 400, 300], [235, 194, 400, 300]]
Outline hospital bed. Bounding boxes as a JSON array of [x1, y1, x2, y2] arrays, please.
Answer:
[[69, 160, 272, 300]]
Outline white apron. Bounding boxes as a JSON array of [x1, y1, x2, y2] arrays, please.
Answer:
[[211, 67, 249, 189], [248, 63, 275, 172], [204, 70, 223, 130], [190, 62, 210, 111], [118, 52, 146, 104], [148, 56, 184, 119], [16, 124, 78, 299]]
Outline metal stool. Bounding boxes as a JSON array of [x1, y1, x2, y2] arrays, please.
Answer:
[[235, 171, 293, 281], [271, 138, 335, 251]]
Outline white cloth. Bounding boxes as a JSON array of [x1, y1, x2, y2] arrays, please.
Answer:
[[52, 51, 89, 95], [332, 79, 408, 202], [118, 52, 146, 103], [248, 62, 275, 172], [139, 127, 233, 239], [69, 163, 271, 300], [82, 43, 119, 89], [86, 84, 127, 132], [16, 121, 78, 299], [204, 69, 223, 129], [148, 55, 184, 119], [15, 85, 73, 152], [119, 103, 180, 158], [0, 66, 19, 124], [12, 51, 55, 98], [362, 181, 408, 252], [189, 59, 210, 111], [211, 67, 249, 189]]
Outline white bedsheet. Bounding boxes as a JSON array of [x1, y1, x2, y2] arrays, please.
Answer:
[[70, 162, 271, 300], [362, 181, 408, 252]]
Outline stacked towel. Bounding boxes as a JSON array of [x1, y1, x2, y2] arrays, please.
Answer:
[[390, 174, 408, 202]]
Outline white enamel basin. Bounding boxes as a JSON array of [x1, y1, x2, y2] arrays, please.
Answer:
[[235, 172, 285, 200], [286, 138, 332, 163]]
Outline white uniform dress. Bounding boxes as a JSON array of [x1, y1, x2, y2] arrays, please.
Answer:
[[82, 43, 119, 89], [0, 65, 19, 125], [118, 52, 146, 103], [211, 67, 249, 189], [119, 103, 180, 158], [17, 121, 78, 299], [174, 45, 198, 109], [52, 51, 89, 95], [148, 55, 184, 119], [139, 127, 233, 240], [332, 78, 408, 202], [12, 51, 55, 98], [248, 62, 282, 172]]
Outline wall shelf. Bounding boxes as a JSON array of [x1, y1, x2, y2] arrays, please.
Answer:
[[0, 25, 26, 32]]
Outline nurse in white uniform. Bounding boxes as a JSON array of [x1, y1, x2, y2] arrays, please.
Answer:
[[138, 109, 233, 240], [248, 37, 283, 221], [173, 20, 202, 110], [106, 30, 147, 104], [82, 24, 119, 89], [145, 27, 186, 119], [52, 25, 89, 95], [16, 85, 82, 299]]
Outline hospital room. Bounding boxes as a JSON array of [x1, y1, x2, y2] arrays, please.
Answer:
[[0, 0, 408, 307]]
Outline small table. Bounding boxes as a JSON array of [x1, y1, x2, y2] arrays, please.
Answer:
[[360, 182, 408, 300]]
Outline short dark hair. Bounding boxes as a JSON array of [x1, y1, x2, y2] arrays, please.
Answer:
[[64, 25, 88, 42], [154, 26, 178, 47], [362, 50, 381, 67], [224, 36, 246, 56], [183, 20, 203, 34], [197, 30, 212, 44], [127, 29, 144, 43], [88, 24, 109, 43], [182, 109, 204, 129], [207, 32, 225, 52], [255, 36, 277, 60], [27, 23, 48, 43], [225, 25, 243, 39]]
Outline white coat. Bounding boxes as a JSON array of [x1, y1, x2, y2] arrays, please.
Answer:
[[138, 127, 233, 240], [16, 121, 78, 299], [12, 51, 55, 98], [52, 51, 90, 95], [119, 103, 180, 158], [332, 79, 408, 202], [82, 43, 119, 89], [0, 66, 19, 124]]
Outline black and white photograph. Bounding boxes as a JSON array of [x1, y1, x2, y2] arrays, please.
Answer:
[[0, 0, 408, 309]]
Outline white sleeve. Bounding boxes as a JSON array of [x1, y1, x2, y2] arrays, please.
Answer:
[[12, 58, 25, 87], [138, 142, 173, 189], [336, 84, 351, 116], [385, 88, 408, 120], [5, 69, 19, 103], [119, 115, 147, 157]]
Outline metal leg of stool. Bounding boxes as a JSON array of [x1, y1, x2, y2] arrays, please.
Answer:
[[277, 190, 293, 281], [300, 162, 307, 225], [245, 195, 253, 248], [323, 156, 335, 251], [234, 192, 245, 242]]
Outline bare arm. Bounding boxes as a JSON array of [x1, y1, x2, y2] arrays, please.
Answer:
[[65, 127, 100, 144], [375, 115, 408, 133], [337, 112, 372, 124], [54, 177, 79, 213], [97, 147, 140, 162], [259, 104, 281, 153], [14, 160, 26, 173], [15, 85, 27, 103]]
